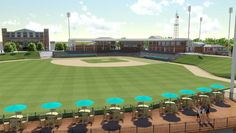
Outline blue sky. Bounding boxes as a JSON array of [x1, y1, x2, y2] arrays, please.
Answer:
[[0, 0, 236, 41]]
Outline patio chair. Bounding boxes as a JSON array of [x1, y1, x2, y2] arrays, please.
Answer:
[[159, 107, 165, 116], [88, 114, 94, 125], [143, 108, 152, 119], [72, 111, 79, 124], [215, 93, 224, 103], [103, 108, 110, 122], [9, 118, 20, 131], [46, 115, 57, 128], [56, 113, 63, 126], [21, 114, 28, 130], [111, 110, 122, 122], [80, 112, 89, 124], [39, 114, 46, 128], [3, 118, 10, 132]]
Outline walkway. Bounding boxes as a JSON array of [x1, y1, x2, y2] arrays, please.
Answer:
[[168, 62, 234, 83]]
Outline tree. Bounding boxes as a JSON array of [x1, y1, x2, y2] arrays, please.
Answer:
[[55, 42, 67, 51], [36, 42, 44, 51], [63, 43, 68, 51], [11, 42, 17, 51], [193, 38, 203, 42], [28, 42, 37, 51], [4, 42, 17, 52], [4, 43, 14, 52]]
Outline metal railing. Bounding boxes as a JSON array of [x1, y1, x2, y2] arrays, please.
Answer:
[[54, 116, 236, 133]]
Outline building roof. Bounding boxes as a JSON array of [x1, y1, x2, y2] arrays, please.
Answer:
[[149, 36, 162, 39], [204, 44, 224, 48], [96, 37, 114, 39], [70, 38, 189, 42], [14, 29, 36, 33], [192, 42, 205, 47]]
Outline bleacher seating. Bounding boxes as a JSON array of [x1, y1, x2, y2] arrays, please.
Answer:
[[53, 51, 97, 58], [140, 51, 179, 61], [40, 51, 53, 58]]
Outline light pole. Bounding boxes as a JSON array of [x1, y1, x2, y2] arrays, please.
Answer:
[[187, 6, 191, 52], [228, 7, 233, 56], [230, 14, 236, 100], [67, 12, 71, 50], [199, 17, 203, 41]]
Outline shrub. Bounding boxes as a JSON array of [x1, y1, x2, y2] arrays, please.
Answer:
[[4, 44, 14, 52], [36, 42, 44, 51], [55, 42, 67, 51], [4, 42, 17, 52], [28, 43, 37, 51]]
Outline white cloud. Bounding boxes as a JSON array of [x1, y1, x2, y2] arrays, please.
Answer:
[[82, 5, 88, 11], [1, 20, 20, 26], [172, 0, 185, 5], [70, 11, 125, 34], [130, 0, 187, 15], [130, 0, 163, 15], [203, 1, 213, 7], [25, 22, 63, 34], [191, 5, 221, 33], [28, 13, 36, 18]]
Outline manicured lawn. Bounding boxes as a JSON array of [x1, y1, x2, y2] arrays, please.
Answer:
[[0, 58, 228, 114], [0, 52, 40, 61], [174, 55, 232, 79], [82, 58, 128, 63]]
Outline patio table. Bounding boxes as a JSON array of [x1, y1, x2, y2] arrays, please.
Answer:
[[46, 112, 59, 116], [109, 107, 121, 110], [10, 115, 24, 119], [79, 109, 91, 113], [137, 104, 149, 108]]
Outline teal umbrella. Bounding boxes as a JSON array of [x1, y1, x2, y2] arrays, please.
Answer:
[[161, 93, 179, 99], [135, 96, 153, 102], [75, 100, 94, 107], [106, 97, 124, 104], [179, 90, 196, 95], [4, 104, 27, 113], [211, 84, 225, 90], [41, 102, 62, 109], [196, 87, 212, 93]]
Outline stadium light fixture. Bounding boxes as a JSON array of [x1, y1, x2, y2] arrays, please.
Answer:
[[67, 12, 71, 41], [199, 17, 203, 40], [228, 7, 233, 56], [230, 13, 236, 99], [187, 5, 191, 52], [67, 12, 73, 50]]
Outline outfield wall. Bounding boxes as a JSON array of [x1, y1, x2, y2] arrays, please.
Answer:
[[52, 51, 179, 61]]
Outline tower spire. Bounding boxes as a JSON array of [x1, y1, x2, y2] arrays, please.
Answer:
[[173, 11, 179, 39]]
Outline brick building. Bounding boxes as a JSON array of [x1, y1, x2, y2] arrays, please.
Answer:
[[70, 38, 188, 53], [1, 28, 49, 50]]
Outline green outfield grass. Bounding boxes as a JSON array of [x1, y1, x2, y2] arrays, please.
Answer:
[[82, 58, 128, 63], [174, 55, 232, 79], [0, 52, 40, 61], [0, 58, 228, 114]]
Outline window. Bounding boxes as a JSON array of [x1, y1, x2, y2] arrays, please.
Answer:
[[40, 33, 43, 37], [17, 32, 21, 38], [23, 32, 27, 38], [30, 33, 34, 38], [166, 41, 170, 46], [35, 33, 39, 38], [176, 42, 180, 46], [162, 42, 165, 46], [171, 41, 175, 46]]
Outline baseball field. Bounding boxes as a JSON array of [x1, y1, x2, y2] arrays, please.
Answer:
[[0, 56, 229, 114]]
